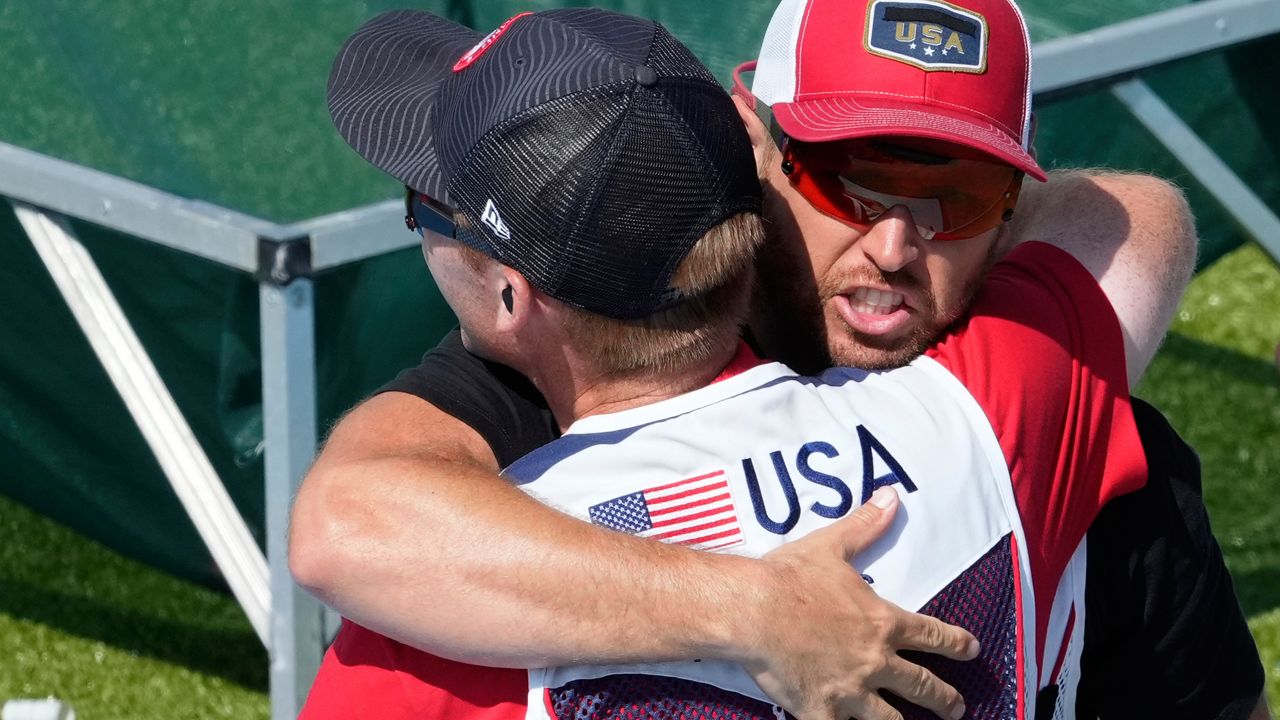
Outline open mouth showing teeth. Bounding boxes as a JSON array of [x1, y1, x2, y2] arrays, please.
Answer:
[[851, 287, 905, 315]]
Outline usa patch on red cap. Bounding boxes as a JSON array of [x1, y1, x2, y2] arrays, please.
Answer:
[[864, 0, 988, 73]]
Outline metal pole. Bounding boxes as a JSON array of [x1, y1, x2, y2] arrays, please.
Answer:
[[260, 279, 324, 719], [13, 202, 271, 644], [1033, 0, 1280, 99], [1110, 79, 1280, 264], [0, 141, 265, 272]]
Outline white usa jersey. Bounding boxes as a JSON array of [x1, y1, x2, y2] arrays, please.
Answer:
[[507, 357, 1067, 720]]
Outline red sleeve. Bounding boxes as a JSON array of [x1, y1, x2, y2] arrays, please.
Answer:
[[300, 620, 528, 720], [926, 241, 1147, 657]]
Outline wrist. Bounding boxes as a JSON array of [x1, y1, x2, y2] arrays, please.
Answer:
[[687, 552, 777, 666]]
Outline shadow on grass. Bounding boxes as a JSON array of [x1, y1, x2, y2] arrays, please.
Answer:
[[1149, 332, 1280, 621], [0, 575, 266, 691], [1233, 565, 1280, 619], [1156, 332, 1280, 388]]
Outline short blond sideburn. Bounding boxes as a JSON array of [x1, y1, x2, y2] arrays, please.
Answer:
[[456, 212, 764, 376]]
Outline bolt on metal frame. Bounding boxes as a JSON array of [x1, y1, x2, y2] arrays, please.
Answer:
[[2, 0, 1279, 718]]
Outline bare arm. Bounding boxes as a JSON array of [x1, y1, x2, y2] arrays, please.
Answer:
[[1008, 170, 1198, 386], [291, 391, 753, 667], [290, 391, 976, 720]]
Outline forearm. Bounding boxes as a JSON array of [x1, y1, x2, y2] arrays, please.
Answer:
[[292, 394, 978, 719], [290, 399, 762, 668], [296, 455, 770, 668]]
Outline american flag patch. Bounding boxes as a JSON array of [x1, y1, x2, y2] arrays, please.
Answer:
[[588, 471, 743, 550]]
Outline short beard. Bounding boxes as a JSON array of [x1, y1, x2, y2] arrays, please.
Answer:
[[823, 242, 997, 370], [750, 210, 831, 375]]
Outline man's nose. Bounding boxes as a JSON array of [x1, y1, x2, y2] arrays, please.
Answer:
[[861, 205, 922, 273]]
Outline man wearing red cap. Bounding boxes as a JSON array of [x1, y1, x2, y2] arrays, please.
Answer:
[[722, 1, 1266, 715], [292, 0, 1267, 718]]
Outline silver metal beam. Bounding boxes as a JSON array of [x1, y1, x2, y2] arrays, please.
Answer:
[[287, 199, 418, 272], [260, 279, 325, 719], [12, 202, 271, 646], [0, 142, 265, 272], [1034, 0, 1280, 98], [1110, 78, 1280, 263]]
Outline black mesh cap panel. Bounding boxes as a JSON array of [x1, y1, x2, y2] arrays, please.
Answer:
[[431, 14, 645, 181], [558, 81, 761, 317], [450, 86, 632, 296], [451, 71, 759, 319], [645, 26, 722, 84]]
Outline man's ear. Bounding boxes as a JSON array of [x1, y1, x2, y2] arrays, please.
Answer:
[[732, 94, 773, 174], [494, 266, 533, 332]]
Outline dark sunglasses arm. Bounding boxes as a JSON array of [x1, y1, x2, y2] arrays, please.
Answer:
[[404, 187, 458, 238]]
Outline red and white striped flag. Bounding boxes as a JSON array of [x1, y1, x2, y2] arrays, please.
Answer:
[[588, 470, 743, 550]]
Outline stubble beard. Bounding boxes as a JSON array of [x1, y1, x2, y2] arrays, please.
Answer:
[[819, 264, 943, 371], [754, 228, 995, 373], [821, 245, 995, 370], [751, 226, 832, 375], [753, 182, 997, 373]]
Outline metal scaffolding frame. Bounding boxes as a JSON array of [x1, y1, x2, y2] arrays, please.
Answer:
[[1, 0, 1278, 717]]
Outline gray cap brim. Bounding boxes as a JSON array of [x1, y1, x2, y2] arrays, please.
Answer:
[[327, 11, 481, 203]]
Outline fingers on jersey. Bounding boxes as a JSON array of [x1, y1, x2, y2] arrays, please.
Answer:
[[814, 485, 900, 560], [746, 486, 978, 718], [874, 655, 967, 720], [894, 611, 982, 661]]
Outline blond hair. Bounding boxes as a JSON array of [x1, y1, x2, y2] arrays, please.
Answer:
[[554, 212, 763, 376], [449, 212, 763, 376]]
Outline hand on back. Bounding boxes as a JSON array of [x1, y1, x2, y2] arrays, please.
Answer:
[[744, 487, 977, 720]]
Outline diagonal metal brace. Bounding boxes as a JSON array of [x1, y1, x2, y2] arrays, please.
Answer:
[[1110, 78, 1280, 265]]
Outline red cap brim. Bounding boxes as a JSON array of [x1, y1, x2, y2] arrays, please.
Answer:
[[772, 97, 1047, 182]]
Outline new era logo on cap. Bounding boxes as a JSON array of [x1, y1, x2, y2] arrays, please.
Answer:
[[865, 0, 988, 72], [481, 199, 512, 240]]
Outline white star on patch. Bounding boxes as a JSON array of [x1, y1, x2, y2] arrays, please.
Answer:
[[924, 47, 935, 56], [942, 47, 949, 55], [909, 42, 917, 49]]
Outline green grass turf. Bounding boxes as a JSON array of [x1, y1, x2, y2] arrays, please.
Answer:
[[0, 494, 267, 719], [1134, 241, 1280, 713], [1252, 609, 1280, 714], [2, 242, 1277, 717]]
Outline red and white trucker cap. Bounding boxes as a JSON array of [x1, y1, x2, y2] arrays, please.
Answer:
[[745, 0, 1046, 181]]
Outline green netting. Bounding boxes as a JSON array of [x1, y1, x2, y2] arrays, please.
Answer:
[[1, 0, 1276, 585], [0, 209, 455, 583]]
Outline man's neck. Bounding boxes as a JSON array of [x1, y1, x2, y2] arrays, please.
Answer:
[[530, 342, 742, 433]]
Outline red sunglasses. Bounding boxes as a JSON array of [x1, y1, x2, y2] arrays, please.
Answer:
[[730, 62, 1023, 241], [781, 136, 1025, 241]]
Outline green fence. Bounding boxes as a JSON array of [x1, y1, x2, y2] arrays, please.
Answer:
[[1, 0, 1276, 588]]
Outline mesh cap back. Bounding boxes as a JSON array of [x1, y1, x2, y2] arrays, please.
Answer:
[[329, 9, 761, 319]]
